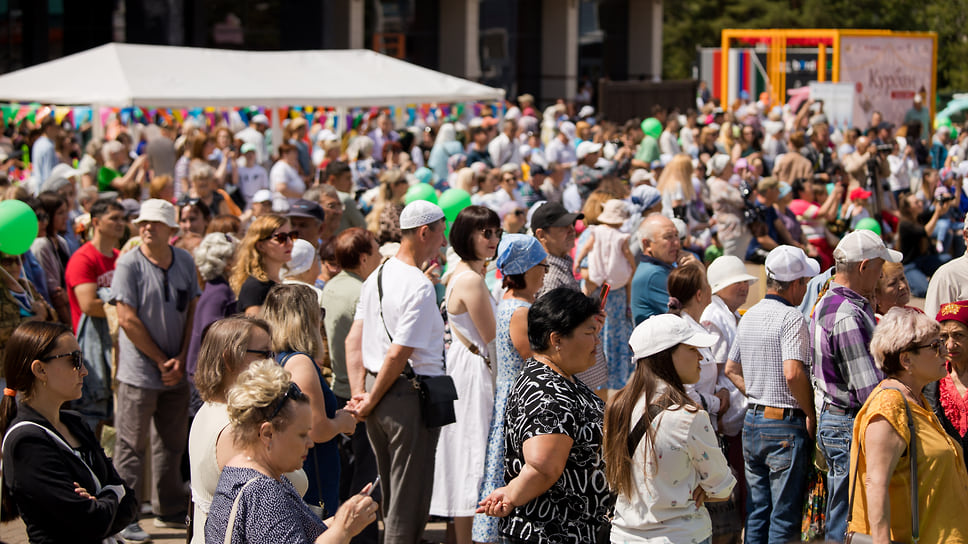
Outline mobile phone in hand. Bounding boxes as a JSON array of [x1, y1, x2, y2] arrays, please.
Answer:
[[363, 476, 381, 497], [599, 283, 610, 310]]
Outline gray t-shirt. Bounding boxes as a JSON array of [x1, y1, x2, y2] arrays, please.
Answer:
[[111, 246, 200, 389]]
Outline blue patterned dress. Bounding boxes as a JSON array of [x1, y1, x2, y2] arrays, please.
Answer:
[[471, 298, 530, 542], [603, 284, 633, 389]]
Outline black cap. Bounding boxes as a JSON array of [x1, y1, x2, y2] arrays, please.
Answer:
[[530, 202, 583, 231], [530, 164, 549, 176], [287, 199, 325, 222]]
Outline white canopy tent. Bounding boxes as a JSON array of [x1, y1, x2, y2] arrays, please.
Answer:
[[0, 42, 505, 136]]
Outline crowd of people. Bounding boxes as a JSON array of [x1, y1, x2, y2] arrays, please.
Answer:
[[0, 88, 968, 544]]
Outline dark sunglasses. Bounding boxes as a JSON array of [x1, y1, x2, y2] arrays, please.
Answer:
[[261, 231, 299, 244], [267, 382, 304, 421], [908, 339, 945, 356], [536, 262, 550, 271], [41, 350, 84, 371], [481, 228, 503, 240], [512, 209, 526, 217], [246, 349, 276, 360], [0, 255, 20, 266], [35, 212, 49, 222]]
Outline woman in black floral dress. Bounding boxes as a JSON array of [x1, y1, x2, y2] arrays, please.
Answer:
[[477, 288, 613, 543]]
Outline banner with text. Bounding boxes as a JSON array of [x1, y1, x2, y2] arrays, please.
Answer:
[[838, 36, 933, 128]]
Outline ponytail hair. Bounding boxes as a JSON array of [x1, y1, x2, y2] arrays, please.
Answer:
[[0, 321, 72, 520], [603, 344, 699, 499], [667, 297, 682, 315], [667, 263, 706, 316]]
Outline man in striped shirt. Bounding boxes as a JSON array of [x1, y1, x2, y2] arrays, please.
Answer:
[[726, 245, 819, 544], [810, 229, 902, 543]]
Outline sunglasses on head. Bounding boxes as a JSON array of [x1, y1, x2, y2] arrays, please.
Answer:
[[267, 382, 304, 421], [261, 231, 299, 244], [41, 350, 84, 371], [246, 348, 276, 360]]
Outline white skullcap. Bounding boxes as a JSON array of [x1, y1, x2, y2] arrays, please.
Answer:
[[399, 200, 445, 230]]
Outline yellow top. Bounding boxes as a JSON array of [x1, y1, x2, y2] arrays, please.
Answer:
[[848, 384, 968, 544]]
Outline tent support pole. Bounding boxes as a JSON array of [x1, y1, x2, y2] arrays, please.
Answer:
[[92, 104, 104, 141], [336, 107, 347, 139]]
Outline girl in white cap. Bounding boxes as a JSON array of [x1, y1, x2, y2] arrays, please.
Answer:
[[604, 314, 735, 544]]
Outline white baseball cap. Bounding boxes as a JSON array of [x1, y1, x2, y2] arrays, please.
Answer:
[[707, 255, 758, 294], [576, 141, 603, 160], [833, 230, 902, 264], [765, 245, 821, 282], [629, 314, 718, 360], [252, 190, 272, 204], [133, 199, 178, 228]]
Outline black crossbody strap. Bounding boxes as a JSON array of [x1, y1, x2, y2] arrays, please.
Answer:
[[627, 404, 666, 457], [845, 386, 919, 541], [377, 263, 418, 380]]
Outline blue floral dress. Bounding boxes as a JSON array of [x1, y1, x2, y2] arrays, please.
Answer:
[[472, 298, 530, 542]]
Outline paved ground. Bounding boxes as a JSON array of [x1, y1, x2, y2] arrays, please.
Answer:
[[0, 517, 448, 543]]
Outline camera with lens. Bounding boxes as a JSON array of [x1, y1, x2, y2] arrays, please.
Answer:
[[740, 181, 768, 225], [937, 193, 956, 204], [874, 143, 893, 154]]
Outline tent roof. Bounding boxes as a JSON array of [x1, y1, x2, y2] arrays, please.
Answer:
[[0, 43, 505, 108]]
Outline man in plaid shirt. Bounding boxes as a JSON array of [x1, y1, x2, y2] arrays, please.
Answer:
[[810, 230, 902, 543]]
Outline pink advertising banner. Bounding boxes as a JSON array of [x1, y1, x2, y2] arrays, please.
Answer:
[[838, 36, 934, 128]]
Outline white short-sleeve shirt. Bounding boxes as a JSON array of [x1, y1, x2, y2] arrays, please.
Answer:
[[355, 257, 445, 376]]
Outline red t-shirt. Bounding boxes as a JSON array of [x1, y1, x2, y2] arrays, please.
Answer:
[[64, 242, 119, 332]]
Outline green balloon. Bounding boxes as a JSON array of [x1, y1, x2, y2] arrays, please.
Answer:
[[439, 188, 472, 224], [936, 116, 953, 130], [404, 183, 438, 205], [0, 199, 38, 255], [641, 117, 662, 139], [854, 217, 882, 236]]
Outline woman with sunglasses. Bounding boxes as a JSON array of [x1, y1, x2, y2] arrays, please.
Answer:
[[231, 214, 296, 316], [260, 284, 357, 520], [205, 359, 377, 544], [429, 205, 501, 544], [848, 307, 968, 544], [188, 316, 309, 544], [0, 321, 137, 542]]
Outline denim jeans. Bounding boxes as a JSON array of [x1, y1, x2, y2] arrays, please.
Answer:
[[818, 410, 855, 543], [742, 409, 811, 544]]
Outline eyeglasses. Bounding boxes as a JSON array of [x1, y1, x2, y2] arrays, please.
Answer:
[[512, 210, 526, 216], [0, 255, 20, 266], [321, 202, 344, 212], [536, 263, 550, 271], [481, 228, 503, 240], [908, 339, 945, 356], [267, 382, 303, 421], [35, 212, 49, 222], [261, 231, 298, 244], [41, 350, 84, 371], [246, 348, 276, 360]]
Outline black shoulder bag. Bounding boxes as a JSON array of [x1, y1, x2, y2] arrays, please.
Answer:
[[844, 387, 919, 544], [377, 263, 457, 428]]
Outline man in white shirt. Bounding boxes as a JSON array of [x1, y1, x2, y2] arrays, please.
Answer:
[[488, 118, 520, 168], [236, 143, 269, 209], [346, 200, 448, 543], [234, 113, 270, 168], [925, 213, 968, 316]]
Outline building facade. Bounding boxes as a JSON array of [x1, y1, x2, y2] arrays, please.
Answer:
[[0, 0, 662, 106]]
